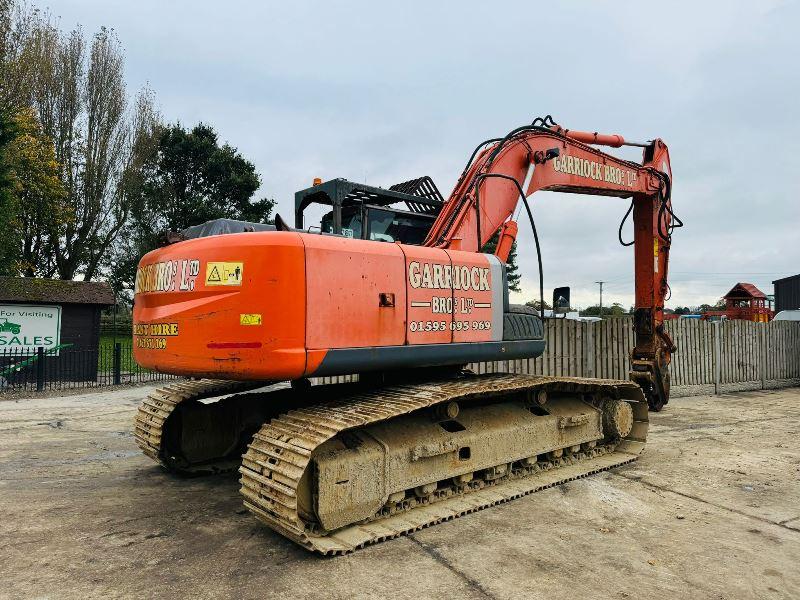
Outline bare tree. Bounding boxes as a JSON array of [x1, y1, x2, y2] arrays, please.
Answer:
[[63, 28, 129, 280], [3, 4, 155, 280], [92, 86, 160, 280], [0, 0, 34, 110]]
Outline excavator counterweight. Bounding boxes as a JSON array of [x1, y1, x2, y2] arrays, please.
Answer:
[[133, 118, 677, 553]]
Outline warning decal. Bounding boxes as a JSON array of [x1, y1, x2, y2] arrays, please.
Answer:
[[205, 262, 244, 286], [240, 313, 262, 326]]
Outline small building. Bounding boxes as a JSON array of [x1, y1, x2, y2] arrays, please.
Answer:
[[773, 274, 800, 313], [0, 277, 115, 384], [703, 282, 773, 323]]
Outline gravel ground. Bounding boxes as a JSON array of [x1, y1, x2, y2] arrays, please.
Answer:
[[1, 384, 798, 599]]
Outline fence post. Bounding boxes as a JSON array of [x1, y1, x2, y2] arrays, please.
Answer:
[[584, 322, 595, 378], [759, 324, 766, 390], [113, 343, 122, 385], [713, 322, 721, 395], [36, 346, 45, 391]]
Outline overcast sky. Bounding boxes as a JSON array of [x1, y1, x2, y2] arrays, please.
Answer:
[[46, 0, 800, 308]]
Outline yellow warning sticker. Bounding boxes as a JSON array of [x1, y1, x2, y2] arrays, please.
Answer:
[[206, 262, 243, 286], [240, 313, 262, 326], [653, 239, 659, 257]]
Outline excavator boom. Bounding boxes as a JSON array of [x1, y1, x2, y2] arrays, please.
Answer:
[[425, 119, 676, 410]]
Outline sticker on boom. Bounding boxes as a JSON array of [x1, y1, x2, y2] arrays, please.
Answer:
[[206, 262, 243, 286]]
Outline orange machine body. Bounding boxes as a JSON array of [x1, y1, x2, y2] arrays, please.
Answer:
[[133, 232, 507, 380]]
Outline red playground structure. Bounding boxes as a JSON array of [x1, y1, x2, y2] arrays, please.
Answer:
[[703, 282, 774, 322]]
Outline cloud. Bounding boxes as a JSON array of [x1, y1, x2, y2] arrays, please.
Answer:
[[48, 0, 800, 307]]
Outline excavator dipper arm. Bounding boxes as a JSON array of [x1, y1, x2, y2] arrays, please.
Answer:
[[424, 122, 677, 410]]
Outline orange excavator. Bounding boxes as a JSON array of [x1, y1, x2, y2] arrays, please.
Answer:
[[133, 116, 679, 554]]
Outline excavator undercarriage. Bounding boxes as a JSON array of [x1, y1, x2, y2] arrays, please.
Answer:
[[136, 373, 647, 554]]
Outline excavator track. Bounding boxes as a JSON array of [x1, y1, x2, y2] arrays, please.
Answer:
[[134, 377, 369, 474], [134, 379, 270, 472], [239, 373, 648, 555]]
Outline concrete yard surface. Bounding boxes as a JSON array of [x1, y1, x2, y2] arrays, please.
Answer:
[[1, 384, 799, 600]]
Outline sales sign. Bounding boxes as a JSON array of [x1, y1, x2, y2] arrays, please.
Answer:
[[0, 304, 62, 356]]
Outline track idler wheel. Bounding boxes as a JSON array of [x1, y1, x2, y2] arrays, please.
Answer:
[[602, 398, 634, 439]]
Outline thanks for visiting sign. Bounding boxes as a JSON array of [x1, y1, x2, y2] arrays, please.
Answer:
[[0, 304, 62, 356]]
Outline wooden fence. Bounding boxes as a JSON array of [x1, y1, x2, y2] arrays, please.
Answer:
[[317, 319, 800, 397], [468, 318, 800, 396]]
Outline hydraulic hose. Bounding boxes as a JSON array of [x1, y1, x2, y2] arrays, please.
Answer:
[[473, 173, 545, 321], [435, 116, 559, 246], [618, 200, 635, 247]]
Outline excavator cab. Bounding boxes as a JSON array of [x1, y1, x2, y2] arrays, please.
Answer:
[[319, 205, 433, 245], [295, 177, 444, 245]]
